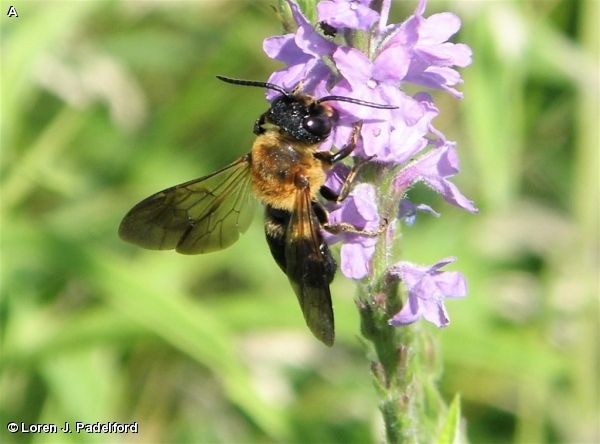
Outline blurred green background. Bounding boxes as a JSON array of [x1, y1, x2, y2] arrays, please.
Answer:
[[1, 1, 598, 443]]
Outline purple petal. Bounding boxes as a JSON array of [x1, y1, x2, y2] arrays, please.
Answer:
[[416, 42, 473, 68], [429, 257, 458, 271], [398, 201, 440, 226], [389, 293, 422, 325], [328, 183, 379, 231], [416, 0, 427, 16], [333, 46, 373, 87], [422, 298, 450, 327], [372, 44, 411, 84], [416, 203, 440, 217], [340, 242, 374, 279], [378, 0, 392, 32], [289, 0, 337, 57], [263, 34, 307, 64], [418, 12, 462, 45], [393, 143, 478, 213], [266, 60, 332, 100], [405, 66, 465, 99]]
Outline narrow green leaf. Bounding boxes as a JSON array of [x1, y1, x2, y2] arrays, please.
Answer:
[[436, 395, 464, 444]]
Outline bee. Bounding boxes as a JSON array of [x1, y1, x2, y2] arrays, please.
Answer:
[[119, 76, 395, 346]]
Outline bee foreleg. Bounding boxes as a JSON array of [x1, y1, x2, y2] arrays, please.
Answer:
[[329, 121, 363, 163], [315, 122, 363, 166]]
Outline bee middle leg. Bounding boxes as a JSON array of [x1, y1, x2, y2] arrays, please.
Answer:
[[315, 122, 363, 167]]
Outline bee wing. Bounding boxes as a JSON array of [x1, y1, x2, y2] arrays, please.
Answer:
[[285, 188, 335, 347], [119, 155, 256, 254]]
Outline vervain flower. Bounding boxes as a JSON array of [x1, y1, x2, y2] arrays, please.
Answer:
[[380, 1, 473, 98], [264, 0, 473, 326], [388, 258, 468, 328]]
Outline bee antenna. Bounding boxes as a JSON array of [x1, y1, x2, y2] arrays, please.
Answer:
[[216, 75, 288, 96], [317, 95, 398, 110]]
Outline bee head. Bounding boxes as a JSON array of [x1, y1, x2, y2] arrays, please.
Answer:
[[259, 93, 337, 145], [216, 75, 397, 145]]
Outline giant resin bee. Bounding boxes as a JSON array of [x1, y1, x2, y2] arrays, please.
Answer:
[[119, 76, 394, 346]]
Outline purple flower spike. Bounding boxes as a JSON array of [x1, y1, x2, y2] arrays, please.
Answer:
[[388, 258, 467, 328], [258, 0, 474, 331], [393, 142, 479, 214], [317, 0, 380, 32]]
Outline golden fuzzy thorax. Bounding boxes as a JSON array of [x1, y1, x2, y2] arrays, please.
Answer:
[[250, 131, 329, 212]]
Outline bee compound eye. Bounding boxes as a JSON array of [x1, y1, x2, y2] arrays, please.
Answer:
[[303, 116, 332, 137]]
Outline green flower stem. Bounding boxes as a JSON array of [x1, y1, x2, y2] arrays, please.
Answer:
[[357, 165, 447, 444]]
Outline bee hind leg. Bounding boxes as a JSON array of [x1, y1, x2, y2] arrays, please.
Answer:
[[323, 219, 388, 237]]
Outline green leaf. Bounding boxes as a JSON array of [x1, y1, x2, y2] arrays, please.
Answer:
[[436, 395, 464, 444]]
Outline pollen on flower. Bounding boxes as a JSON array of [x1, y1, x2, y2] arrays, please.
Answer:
[[350, 1, 358, 11]]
